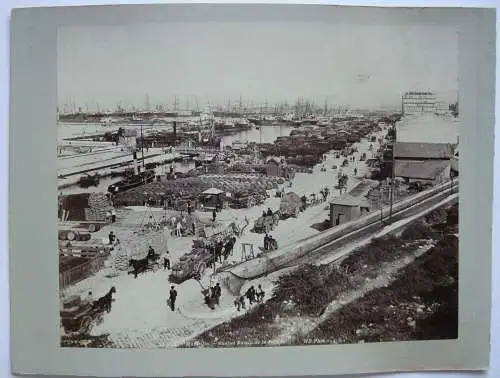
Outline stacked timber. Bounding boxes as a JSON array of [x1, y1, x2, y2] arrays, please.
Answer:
[[114, 174, 284, 207]]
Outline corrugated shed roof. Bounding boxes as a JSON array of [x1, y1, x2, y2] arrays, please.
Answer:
[[395, 160, 450, 180], [330, 194, 370, 208], [394, 142, 453, 159]]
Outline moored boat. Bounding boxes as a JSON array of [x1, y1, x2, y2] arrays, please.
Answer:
[[107, 170, 155, 193], [247, 117, 263, 126], [78, 173, 100, 188]]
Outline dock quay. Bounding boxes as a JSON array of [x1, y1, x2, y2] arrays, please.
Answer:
[[58, 148, 178, 179]]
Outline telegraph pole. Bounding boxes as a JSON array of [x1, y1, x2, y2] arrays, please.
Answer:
[[379, 181, 384, 225], [140, 122, 145, 172], [389, 124, 396, 220]]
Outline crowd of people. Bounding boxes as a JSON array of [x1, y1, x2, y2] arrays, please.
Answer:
[[263, 234, 278, 251], [202, 283, 222, 310], [234, 284, 265, 311]]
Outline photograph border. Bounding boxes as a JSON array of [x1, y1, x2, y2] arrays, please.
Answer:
[[10, 4, 494, 377]]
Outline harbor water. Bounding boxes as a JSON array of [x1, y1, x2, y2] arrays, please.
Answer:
[[59, 160, 196, 195], [58, 122, 292, 195], [57, 122, 293, 145]]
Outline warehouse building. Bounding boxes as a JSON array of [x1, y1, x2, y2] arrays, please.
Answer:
[[393, 142, 453, 185]]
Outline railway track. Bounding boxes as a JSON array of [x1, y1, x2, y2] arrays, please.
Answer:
[[297, 190, 458, 267], [228, 182, 459, 281]]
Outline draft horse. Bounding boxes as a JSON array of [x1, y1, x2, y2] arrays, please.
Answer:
[[128, 257, 149, 279], [92, 286, 116, 313]]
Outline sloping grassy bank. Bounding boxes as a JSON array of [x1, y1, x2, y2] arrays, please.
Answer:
[[182, 204, 458, 348], [304, 233, 458, 344]]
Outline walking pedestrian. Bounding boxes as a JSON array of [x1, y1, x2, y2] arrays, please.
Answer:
[[257, 284, 265, 302], [111, 209, 117, 223], [212, 208, 217, 222], [214, 283, 222, 305], [163, 252, 170, 270], [354, 167, 358, 176], [234, 297, 241, 311], [234, 295, 246, 311], [169, 286, 177, 311], [176, 221, 182, 237], [108, 231, 116, 245], [245, 286, 256, 305]]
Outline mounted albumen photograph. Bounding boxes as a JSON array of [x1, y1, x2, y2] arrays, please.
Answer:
[[56, 14, 462, 349]]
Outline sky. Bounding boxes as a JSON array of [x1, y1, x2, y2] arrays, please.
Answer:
[[58, 19, 459, 112]]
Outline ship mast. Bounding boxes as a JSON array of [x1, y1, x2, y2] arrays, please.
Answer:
[[207, 99, 215, 139]]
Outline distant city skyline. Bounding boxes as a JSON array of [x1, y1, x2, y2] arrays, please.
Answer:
[[58, 16, 459, 112]]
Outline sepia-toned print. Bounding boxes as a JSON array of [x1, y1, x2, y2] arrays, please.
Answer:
[[57, 18, 459, 349]]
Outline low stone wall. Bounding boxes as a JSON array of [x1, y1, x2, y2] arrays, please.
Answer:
[[227, 180, 458, 280]]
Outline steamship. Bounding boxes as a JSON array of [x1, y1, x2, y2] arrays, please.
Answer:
[[107, 170, 155, 193], [107, 151, 156, 193]]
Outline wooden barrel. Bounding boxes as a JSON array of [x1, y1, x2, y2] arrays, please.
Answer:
[[66, 231, 79, 241], [58, 230, 68, 241], [79, 233, 91, 242], [87, 224, 97, 232], [70, 229, 92, 242]]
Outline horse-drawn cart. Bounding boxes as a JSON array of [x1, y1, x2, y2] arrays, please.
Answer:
[[279, 192, 302, 219], [128, 251, 161, 278], [252, 213, 279, 234], [170, 234, 236, 284], [60, 296, 103, 336]]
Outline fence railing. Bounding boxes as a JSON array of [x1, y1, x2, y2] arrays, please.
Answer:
[[59, 255, 107, 290]]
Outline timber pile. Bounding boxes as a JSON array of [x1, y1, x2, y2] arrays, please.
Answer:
[[259, 122, 379, 165], [114, 174, 284, 206]]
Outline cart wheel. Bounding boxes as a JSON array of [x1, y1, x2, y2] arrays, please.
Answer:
[[95, 313, 104, 326], [88, 224, 96, 232], [198, 262, 207, 275], [80, 316, 92, 335]]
